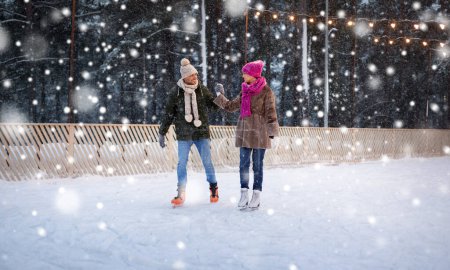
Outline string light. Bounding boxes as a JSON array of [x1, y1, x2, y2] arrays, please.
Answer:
[[369, 35, 448, 47], [247, 7, 448, 26], [246, 8, 449, 49]]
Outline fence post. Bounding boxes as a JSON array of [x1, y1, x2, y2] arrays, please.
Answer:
[[67, 124, 75, 177]]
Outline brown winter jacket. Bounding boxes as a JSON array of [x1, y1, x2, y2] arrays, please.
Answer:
[[214, 85, 279, 149]]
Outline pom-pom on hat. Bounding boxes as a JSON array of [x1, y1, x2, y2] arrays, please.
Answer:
[[180, 58, 198, 79], [241, 60, 264, 78]]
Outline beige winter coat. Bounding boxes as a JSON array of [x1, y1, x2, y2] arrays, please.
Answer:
[[214, 85, 279, 149]]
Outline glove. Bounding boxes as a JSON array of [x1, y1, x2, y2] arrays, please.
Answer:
[[215, 83, 224, 96], [269, 136, 274, 139], [158, 134, 166, 148]]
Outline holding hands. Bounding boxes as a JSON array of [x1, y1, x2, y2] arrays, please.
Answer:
[[215, 83, 224, 96]]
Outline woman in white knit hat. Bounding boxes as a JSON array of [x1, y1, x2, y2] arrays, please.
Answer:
[[159, 58, 220, 207]]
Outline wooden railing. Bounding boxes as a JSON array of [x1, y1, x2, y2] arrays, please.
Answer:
[[1, 123, 449, 181]]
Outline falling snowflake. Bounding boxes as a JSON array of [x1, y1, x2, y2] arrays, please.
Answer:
[[176, 241, 186, 250], [354, 21, 371, 37], [367, 76, 382, 90], [79, 23, 88, 32], [129, 48, 139, 58], [23, 34, 49, 60], [443, 146, 450, 155], [314, 77, 323, 86], [37, 227, 47, 237], [394, 120, 404, 128], [61, 7, 71, 17], [367, 216, 377, 225], [337, 10, 346, 19], [412, 2, 421, 10], [412, 198, 421, 207], [430, 103, 440, 113], [224, 0, 248, 17], [55, 187, 80, 215], [3, 79, 12, 88], [386, 66, 395, 76], [97, 221, 107, 230], [96, 202, 104, 210], [368, 63, 377, 73], [183, 16, 198, 32]]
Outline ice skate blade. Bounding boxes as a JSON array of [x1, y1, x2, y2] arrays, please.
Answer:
[[240, 206, 259, 211]]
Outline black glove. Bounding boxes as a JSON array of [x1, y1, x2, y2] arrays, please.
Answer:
[[215, 83, 224, 96], [158, 134, 166, 148], [269, 136, 274, 139]]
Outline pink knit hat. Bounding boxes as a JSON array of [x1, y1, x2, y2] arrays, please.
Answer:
[[241, 60, 264, 78]]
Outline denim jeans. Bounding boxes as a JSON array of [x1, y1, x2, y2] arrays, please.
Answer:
[[239, 147, 266, 191], [177, 139, 217, 188]]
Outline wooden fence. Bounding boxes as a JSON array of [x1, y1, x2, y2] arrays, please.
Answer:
[[1, 123, 449, 181]]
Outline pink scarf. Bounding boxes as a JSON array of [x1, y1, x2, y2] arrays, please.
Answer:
[[240, 77, 266, 118]]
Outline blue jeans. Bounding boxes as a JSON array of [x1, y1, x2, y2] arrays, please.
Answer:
[[177, 139, 217, 188], [239, 147, 266, 191]]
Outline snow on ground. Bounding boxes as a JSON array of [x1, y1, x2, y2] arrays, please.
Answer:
[[1, 157, 450, 270]]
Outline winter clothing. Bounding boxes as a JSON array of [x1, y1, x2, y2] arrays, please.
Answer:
[[214, 84, 279, 149], [241, 77, 266, 117], [159, 83, 218, 141], [176, 139, 217, 188], [159, 58, 220, 206], [209, 182, 219, 203], [214, 61, 279, 209], [158, 134, 166, 148], [240, 147, 266, 191], [248, 190, 261, 209], [238, 188, 249, 209], [177, 79, 202, 127], [171, 187, 186, 207], [180, 58, 198, 79], [241, 60, 264, 78]]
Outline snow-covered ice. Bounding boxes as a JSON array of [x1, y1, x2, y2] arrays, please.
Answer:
[[1, 157, 450, 270]]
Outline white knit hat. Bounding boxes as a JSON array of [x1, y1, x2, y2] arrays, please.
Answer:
[[180, 58, 198, 79]]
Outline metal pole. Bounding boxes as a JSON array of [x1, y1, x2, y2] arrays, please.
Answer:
[[324, 0, 329, 127], [68, 0, 77, 123], [245, 9, 249, 64], [201, 0, 207, 84]]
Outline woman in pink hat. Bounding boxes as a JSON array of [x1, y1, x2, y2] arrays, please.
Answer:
[[214, 60, 279, 210]]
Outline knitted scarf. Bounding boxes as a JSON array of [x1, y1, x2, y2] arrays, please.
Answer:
[[177, 79, 201, 127], [240, 77, 266, 118]]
